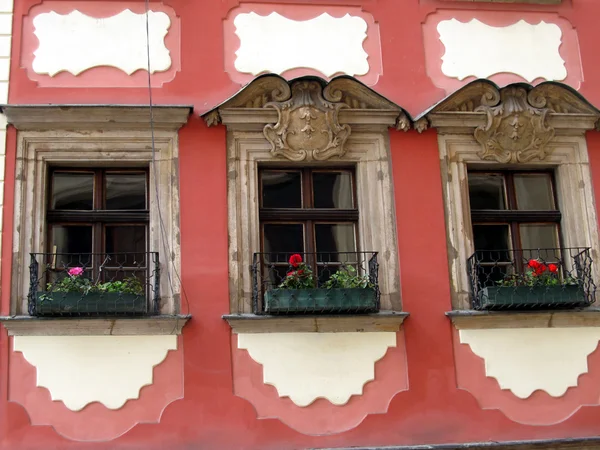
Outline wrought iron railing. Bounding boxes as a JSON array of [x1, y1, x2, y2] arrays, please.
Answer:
[[467, 247, 596, 310], [28, 252, 160, 316], [252, 251, 380, 315]]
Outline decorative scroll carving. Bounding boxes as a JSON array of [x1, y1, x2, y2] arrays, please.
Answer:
[[474, 87, 555, 163], [202, 75, 408, 136], [263, 81, 351, 161]]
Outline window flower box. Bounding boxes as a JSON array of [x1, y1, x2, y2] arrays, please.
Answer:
[[476, 285, 587, 310], [467, 248, 596, 311], [34, 292, 147, 316], [253, 252, 381, 315], [264, 287, 378, 314]]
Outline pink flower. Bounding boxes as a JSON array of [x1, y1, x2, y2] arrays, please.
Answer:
[[68, 267, 84, 277]]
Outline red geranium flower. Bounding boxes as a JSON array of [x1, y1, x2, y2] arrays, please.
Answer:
[[548, 263, 558, 273], [289, 254, 303, 268], [535, 264, 547, 276], [527, 259, 541, 269]]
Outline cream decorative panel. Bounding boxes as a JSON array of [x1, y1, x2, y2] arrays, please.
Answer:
[[460, 328, 600, 398], [233, 12, 368, 77], [13, 335, 177, 411], [32, 9, 171, 76], [238, 332, 396, 406], [437, 19, 566, 82]]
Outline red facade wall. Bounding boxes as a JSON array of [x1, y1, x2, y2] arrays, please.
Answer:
[[3, 0, 600, 449]]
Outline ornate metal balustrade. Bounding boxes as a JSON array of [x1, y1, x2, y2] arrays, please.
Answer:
[[252, 251, 380, 315], [467, 247, 596, 310], [28, 252, 160, 316]]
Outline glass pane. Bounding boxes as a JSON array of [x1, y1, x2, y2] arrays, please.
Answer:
[[468, 174, 506, 210], [473, 224, 511, 262], [514, 174, 555, 210], [51, 173, 94, 210], [520, 224, 559, 250], [261, 171, 302, 208], [313, 171, 354, 208], [105, 226, 146, 254], [51, 225, 93, 254], [106, 173, 146, 210], [263, 224, 304, 255], [315, 223, 356, 261]]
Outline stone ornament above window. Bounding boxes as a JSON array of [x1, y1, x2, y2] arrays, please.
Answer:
[[263, 80, 351, 162]]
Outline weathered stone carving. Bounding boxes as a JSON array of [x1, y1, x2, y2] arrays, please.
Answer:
[[474, 87, 555, 163], [263, 80, 351, 161]]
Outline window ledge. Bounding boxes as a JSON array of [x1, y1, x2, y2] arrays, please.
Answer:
[[223, 312, 409, 333], [0, 315, 191, 336], [447, 309, 600, 330]]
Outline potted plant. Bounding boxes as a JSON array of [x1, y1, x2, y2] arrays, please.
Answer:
[[476, 259, 587, 310], [34, 267, 147, 315], [263, 254, 378, 314]]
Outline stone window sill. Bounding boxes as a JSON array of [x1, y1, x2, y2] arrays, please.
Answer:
[[223, 312, 409, 333], [446, 309, 600, 329], [0, 315, 191, 336]]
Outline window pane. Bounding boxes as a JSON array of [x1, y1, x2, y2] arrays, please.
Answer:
[[261, 171, 302, 208], [468, 174, 506, 210], [106, 173, 146, 210], [520, 224, 559, 250], [51, 173, 94, 210], [514, 174, 555, 210], [315, 223, 356, 256], [51, 225, 93, 254], [473, 224, 510, 251], [263, 224, 304, 254], [313, 171, 354, 208], [105, 226, 146, 254]]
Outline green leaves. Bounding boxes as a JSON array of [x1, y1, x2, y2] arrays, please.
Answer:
[[324, 265, 373, 289], [45, 274, 144, 297]]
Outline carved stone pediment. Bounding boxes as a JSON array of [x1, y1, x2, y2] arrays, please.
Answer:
[[263, 80, 351, 161], [474, 87, 555, 163], [424, 80, 600, 156], [202, 75, 408, 159]]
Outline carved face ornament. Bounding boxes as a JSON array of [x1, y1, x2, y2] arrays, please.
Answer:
[[263, 81, 351, 162], [474, 87, 555, 164]]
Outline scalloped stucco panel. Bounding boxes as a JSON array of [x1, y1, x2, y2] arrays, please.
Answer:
[[238, 332, 396, 407], [460, 328, 600, 398], [13, 335, 177, 411]]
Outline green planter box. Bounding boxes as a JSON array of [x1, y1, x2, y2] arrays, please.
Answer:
[[476, 284, 589, 310], [35, 292, 148, 316], [264, 288, 378, 314]]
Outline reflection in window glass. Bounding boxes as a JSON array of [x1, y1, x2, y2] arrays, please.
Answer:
[[468, 174, 506, 210], [106, 226, 146, 254], [51, 173, 94, 210], [514, 174, 555, 210], [106, 173, 146, 210], [313, 172, 354, 209], [520, 224, 559, 250], [261, 171, 302, 208], [51, 225, 93, 254], [315, 223, 356, 255], [263, 224, 304, 254]]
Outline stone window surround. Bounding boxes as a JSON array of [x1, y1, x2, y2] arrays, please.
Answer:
[[423, 81, 600, 324], [206, 76, 410, 333], [0, 105, 191, 336]]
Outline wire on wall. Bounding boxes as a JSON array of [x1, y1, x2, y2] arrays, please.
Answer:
[[143, 0, 190, 323]]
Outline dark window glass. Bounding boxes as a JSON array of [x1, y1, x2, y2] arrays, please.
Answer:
[[313, 171, 354, 209], [263, 224, 304, 254], [51, 173, 94, 210], [105, 226, 146, 254], [473, 224, 510, 252], [50, 225, 93, 254], [106, 173, 146, 210], [261, 171, 302, 208], [468, 173, 506, 210]]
